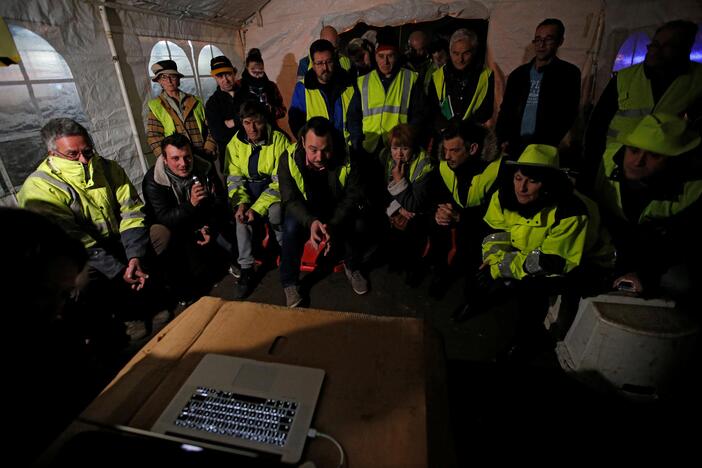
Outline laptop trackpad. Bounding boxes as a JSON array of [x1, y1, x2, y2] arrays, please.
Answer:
[[233, 364, 276, 392]]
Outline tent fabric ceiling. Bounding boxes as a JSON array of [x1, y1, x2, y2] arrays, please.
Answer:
[[111, 0, 269, 27]]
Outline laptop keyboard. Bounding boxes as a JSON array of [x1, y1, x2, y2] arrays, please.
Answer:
[[173, 387, 298, 447]]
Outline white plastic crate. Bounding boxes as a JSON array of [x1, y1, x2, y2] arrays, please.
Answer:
[[556, 293, 699, 400]]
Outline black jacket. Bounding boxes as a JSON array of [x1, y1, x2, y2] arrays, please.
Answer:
[[205, 86, 242, 158], [278, 144, 364, 236], [142, 155, 229, 236], [496, 57, 580, 152]]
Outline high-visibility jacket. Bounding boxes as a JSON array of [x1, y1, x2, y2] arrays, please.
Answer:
[[148, 94, 206, 137], [381, 149, 434, 184], [286, 152, 351, 201], [607, 62, 702, 143], [438, 157, 502, 209], [358, 68, 418, 152], [18, 154, 147, 278], [225, 126, 289, 216], [305, 85, 356, 141], [432, 65, 492, 120], [595, 142, 702, 223], [482, 191, 589, 280]]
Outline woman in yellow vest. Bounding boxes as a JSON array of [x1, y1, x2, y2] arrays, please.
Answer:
[[378, 124, 435, 279], [455, 144, 614, 361]]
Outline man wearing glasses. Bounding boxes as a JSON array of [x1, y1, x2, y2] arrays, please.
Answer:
[[288, 39, 362, 150], [496, 18, 580, 157], [147, 59, 218, 165], [19, 118, 155, 350]]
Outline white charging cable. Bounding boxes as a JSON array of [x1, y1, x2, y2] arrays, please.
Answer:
[[307, 428, 345, 468]]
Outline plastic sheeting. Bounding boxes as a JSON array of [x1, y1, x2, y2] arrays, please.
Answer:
[[0, 0, 700, 205], [0, 0, 243, 205]]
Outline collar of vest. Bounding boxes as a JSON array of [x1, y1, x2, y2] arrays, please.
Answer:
[[46, 154, 97, 186], [153, 153, 212, 187]]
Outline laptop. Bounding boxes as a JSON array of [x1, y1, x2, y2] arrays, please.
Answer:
[[151, 353, 325, 464]]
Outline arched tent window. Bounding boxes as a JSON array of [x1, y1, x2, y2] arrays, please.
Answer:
[[691, 24, 702, 63], [612, 31, 650, 72], [148, 41, 197, 97], [198, 44, 225, 100], [0, 24, 88, 199]]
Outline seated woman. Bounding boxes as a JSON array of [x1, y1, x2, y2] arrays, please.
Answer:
[[238, 48, 287, 124], [456, 144, 614, 358], [378, 124, 435, 278]]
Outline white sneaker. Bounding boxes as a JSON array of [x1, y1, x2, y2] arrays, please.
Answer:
[[344, 265, 368, 295], [284, 285, 303, 308], [228, 263, 242, 279]]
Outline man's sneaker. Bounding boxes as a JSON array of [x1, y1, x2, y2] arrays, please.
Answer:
[[228, 263, 242, 279], [232, 268, 254, 299], [344, 265, 369, 295], [284, 285, 303, 308]]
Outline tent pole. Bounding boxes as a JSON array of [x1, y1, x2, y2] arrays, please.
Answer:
[[98, 4, 149, 175]]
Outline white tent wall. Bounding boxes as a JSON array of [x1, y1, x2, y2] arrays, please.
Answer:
[[244, 0, 701, 136], [0, 0, 242, 206]]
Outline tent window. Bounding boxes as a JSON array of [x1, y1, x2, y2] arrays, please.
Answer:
[[198, 44, 225, 100], [612, 31, 650, 72], [0, 24, 88, 197], [692, 24, 702, 63], [149, 40, 197, 97]]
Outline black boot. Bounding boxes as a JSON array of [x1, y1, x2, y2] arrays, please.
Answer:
[[232, 268, 254, 300]]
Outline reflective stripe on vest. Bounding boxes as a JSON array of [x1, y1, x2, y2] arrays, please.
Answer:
[[432, 65, 492, 120], [608, 62, 702, 142], [359, 68, 418, 152], [148, 96, 206, 137], [384, 149, 433, 183]]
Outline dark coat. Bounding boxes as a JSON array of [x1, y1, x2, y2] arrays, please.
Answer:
[[496, 57, 580, 151]]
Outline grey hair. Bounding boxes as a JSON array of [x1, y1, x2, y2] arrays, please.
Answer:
[[449, 28, 478, 49], [40, 118, 91, 152]]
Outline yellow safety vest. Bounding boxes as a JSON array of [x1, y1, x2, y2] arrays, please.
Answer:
[[18, 154, 146, 250], [286, 151, 350, 201], [224, 126, 289, 216], [432, 65, 492, 120], [359, 68, 418, 152], [380, 148, 434, 183], [304, 86, 356, 141], [595, 142, 702, 223], [607, 62, 702, 142], [439, 157, 502, 208], [148, 95, 206, 137], [482, 191, 588, 280]]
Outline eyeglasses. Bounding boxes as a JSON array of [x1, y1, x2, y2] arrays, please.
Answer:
[[532, 36, 557, 45], [313, 60, 334, 67], [52, 147, 94, 160]]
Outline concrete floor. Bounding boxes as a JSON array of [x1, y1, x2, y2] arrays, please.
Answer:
[[125, 262, 700, 462]]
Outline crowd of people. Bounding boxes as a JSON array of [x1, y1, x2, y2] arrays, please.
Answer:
[[9, 18, 701, 441]]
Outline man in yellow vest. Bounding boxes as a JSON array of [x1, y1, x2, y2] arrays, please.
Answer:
[[225, 101, 290, 299], [594, 113, 701, 307], [278, 117, 368, 307], [19, 118, 153, 350], [584, 20, 701, 187], [427, 28, 494, 132], [289, 39, 362, 149], [352, 31, 426, 156], [428, 120, 502, 298], [147, 59, 217, 163], [296, 25, 352, 81]]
